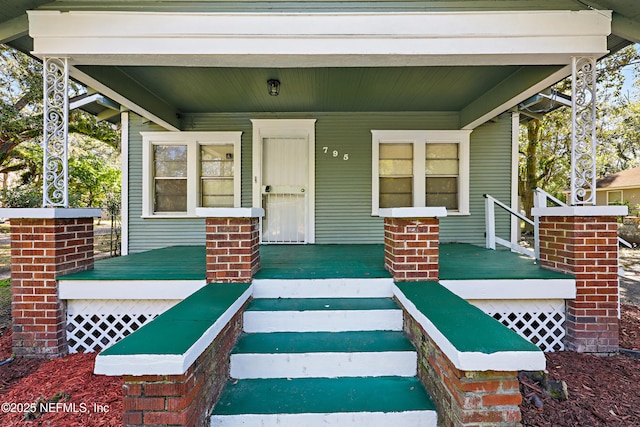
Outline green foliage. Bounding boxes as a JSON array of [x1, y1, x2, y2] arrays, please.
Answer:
[[0, 278, 9, 288], [519, 45, 640, 214], [0, 184, 40, 208], [0, 45, 121, 210]]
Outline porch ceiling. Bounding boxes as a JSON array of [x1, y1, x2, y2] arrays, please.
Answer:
[[77, 65, 526, 114]]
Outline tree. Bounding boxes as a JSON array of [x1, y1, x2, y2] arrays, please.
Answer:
[[519, 45, 640, 222], [0, 45, 121, 208]]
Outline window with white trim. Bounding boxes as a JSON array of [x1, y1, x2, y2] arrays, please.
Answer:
[[606, 190, 623, 205], [142, 132, 242, 217], [371, 130, 471, 215]]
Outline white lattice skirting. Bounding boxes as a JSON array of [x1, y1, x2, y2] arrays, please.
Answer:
[[470, 299, 566, 352], [66, 299, 179, 353]]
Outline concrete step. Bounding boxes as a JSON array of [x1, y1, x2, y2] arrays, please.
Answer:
[[230, 331, 417, 379], [211, 376, 437, 427], [243, 297, 403, 332]]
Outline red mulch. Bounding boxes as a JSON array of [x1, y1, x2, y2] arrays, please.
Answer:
[[0, 306, 639, 426], [520, 303, 640, 427], [0, 330, 122, 427]]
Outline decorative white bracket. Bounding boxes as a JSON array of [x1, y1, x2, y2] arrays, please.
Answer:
[[570, 56, 597, 206], [42, 57, 69, 207]]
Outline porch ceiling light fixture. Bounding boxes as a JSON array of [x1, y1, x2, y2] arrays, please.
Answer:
[[267, 79, 280, 96]]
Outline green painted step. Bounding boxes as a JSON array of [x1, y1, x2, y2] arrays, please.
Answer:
[[245, 297, 400, 312], [232, 331, 414, 354], [213, 376, 436, 416]]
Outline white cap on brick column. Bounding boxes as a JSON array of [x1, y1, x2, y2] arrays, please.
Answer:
[[531, 205, 628, 217], [378, 207, 447, 218], [0, 207, 102, 218]]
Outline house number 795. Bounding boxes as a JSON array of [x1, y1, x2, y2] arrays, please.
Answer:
[[322, 147, 349, 161]]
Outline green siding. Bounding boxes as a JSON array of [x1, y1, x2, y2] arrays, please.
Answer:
[[127, 113, 207, 252], [440, 112, 513, 245], [127, 111, 513, 252]]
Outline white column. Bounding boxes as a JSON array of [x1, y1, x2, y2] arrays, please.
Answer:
[[42, 57, 69, 207], [570, 56, 597, 206]]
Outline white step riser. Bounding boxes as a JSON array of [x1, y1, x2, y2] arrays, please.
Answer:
[[211, 410, 438, 427], [230, 352, 417, 379], [243, 310, 403, 333], [252, 279, 394, 299]]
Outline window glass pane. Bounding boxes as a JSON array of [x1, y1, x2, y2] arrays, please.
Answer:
[[379, 143, 413, 208], [379, 159, 413, 176], [202, 195, 234, 207], [426, 143, 457, 159], [607, 191, 622, 205], [202, 178, 234, 207], [426, 193, 458, 210], [380, 143, 413, 159], [380, 193, 413, 208], [426, 159, 459, 175], [201, 145, 234, 177], [155, 179, 187, 212], [379, 177, 412, 208], [154, 145, 187, 177], [426, 177, 457, 210]]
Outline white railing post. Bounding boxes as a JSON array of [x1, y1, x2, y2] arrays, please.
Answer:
[[485, 195, 496, 250]]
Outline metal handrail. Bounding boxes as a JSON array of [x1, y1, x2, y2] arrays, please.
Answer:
[[483, 194, 534, 258]]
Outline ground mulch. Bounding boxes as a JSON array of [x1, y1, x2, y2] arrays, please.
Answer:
[[0, 329, 122, 426], [0, 308, 638, 426], [520, 303, 640, 427]]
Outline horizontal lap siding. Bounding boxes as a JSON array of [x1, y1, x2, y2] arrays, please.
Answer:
[[128, 114, 207, 253], [439, 113, 513, 246], [127, 112, 513, 252]]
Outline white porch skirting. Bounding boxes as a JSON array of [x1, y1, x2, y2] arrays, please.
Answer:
[[66, 299, 179, 353]]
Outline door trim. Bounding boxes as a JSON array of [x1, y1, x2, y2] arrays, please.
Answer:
[[251, 119, 316, 243]]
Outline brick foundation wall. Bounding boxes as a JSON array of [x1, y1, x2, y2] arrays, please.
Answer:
[[204, 217, 260, 283], [403, 309, 522, 427], [538, 215, 619, 353], [122, 306, 244, 427], [10, 217, 95, 358], [383, 217, 439, 281]]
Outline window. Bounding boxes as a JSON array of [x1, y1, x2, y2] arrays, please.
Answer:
[[142, 132, 242, 217], [372, 130, 470, 215], [607, 190, 623, 205]]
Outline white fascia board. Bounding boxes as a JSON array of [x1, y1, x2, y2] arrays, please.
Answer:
[[531, 205, 629, 217], [393, 284, 546, 372], [94, 285, 252, 375], [28, 10, 610, 67], [0, 207, 102, 219], [439, 279, 577, 300], [59, 280, 207, 300]]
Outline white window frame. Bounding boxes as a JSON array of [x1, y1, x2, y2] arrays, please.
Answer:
[[371, 130, 471, 216], [142, 131, 242, 218]]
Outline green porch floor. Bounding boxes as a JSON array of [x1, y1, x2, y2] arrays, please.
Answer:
[[59, 243, 571, 281]]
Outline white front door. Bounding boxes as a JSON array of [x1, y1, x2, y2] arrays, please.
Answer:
[[252, 119, 316, 244]]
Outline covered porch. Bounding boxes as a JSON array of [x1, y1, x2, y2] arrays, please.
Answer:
[[58, 243, 574, 355]]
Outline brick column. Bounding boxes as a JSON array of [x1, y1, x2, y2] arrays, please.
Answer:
[[379, 207, 447, 282], [197, 208, 264, 283], [0, 208, 101, 358], [532, 206, 627, 353]]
